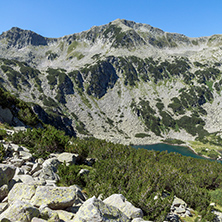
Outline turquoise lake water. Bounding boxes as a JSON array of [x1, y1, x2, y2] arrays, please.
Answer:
[[133, 143, 216, 161]]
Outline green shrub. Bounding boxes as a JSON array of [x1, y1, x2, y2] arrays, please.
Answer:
[[0, 143, 5, 163]]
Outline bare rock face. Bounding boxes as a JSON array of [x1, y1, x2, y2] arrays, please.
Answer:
[[0, 27, 49, 49]]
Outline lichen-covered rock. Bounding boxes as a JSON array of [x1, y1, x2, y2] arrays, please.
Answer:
[[103, 194, 143, 219], [73, 196, 130, 222], [39, 205, 60, 221], [0, 164, 16, 186], [55, 209, 75, 221], [31, 185, 80, 209], [0, 200, 40, 222], [8, 183, 37, 204]]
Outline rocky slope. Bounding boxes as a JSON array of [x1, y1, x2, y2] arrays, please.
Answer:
[[1, 19, 222, 146], [0, 135, 219, 222]]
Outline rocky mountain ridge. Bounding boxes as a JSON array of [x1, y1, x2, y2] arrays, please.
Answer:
[[1, 19, 222, 151]]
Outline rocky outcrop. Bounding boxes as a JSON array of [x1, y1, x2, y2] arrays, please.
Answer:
[[0, 27, 53, 49], [0, 140, 148, 221]]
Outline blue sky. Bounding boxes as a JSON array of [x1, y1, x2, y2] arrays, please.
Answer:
[[1, 0, 222, 38]]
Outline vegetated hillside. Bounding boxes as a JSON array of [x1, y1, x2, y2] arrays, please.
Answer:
[[1, 19, 222, 157], [1, 120, 222, 221]]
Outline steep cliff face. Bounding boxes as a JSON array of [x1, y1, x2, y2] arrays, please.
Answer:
[[0, 19, 222, 145]]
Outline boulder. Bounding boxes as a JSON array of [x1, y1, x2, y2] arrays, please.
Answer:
[[57, 152, 78, 165], [31, 185, 81, 209], [13, 174, 35, 184], [0, 200, 40, 222], [73, 196, 130, 222], [42, 158, 60, 171], [103, 194, 143, 219], [8, 183, 37, 204], [39, 166, 60, 181], [0, 164, 16, 186]]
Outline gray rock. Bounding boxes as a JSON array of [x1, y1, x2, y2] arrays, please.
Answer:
[[31, 185, 81, 210], [131, 219, 153, 222], [31, 218, 47, 222], [73, 196, 130, 222], [10, 158, 25, 167], [39, 205, 60, 221], [0, 164, 16, 186], [0, 202, 8, 214], [79, 168, 90, 176], [42, 158, 60, 171], [103, 193, 143, 219], [175, 207, 186, 214], [57, 152, 78, 165], [13, 174, 35, 184], [19, 150, 33, 161], [39, 166, 60, 181], [172, 197, 187, 208], [30, 163, 42, 175], [0, 200, 40, 222]]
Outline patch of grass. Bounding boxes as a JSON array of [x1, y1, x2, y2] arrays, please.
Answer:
[[67, 41, 79, 54]]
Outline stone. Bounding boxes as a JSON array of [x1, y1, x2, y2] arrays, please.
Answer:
[[21, 164, 33, 173], [31, 218, 47, 222], [10, 158, 25, 167], [8, 183, 37, 204], [39, 205, 60, 221], [131, 219, 153, 222], [175, 207, 186, 214], [57, 152, 78, 165], [0, 202, 8, 214], [31, 185, 80, 209], [0, 200, 40, 222], [0, 184, 8, 201], [55, 209, 75, 221], [13, 174, 35, 184], [39, 166, 60, 181], [0, 164, 16, 186], [103, 194, 143, 219], [79, 168, 90, 176], [172, 197, 187, 208], [42, 158, 60, 171], [30, 162, 42, 175], [73, 196, 130, 222], [19, 150, 33, 161]]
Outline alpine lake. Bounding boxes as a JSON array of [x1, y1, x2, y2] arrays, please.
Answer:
[[133, 143, 222, 163]]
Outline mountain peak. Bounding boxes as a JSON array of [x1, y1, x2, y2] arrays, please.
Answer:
[[0, 27, 49, 49]]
